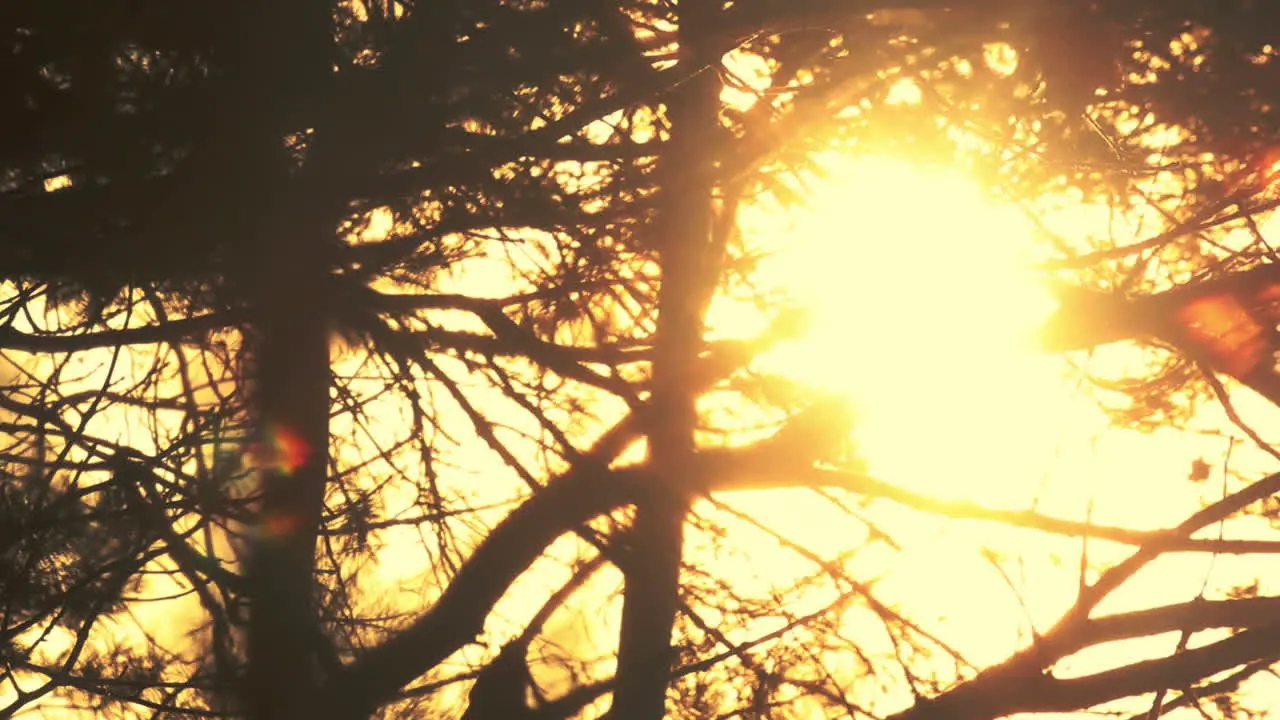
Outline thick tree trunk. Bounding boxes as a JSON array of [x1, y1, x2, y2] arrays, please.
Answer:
[[244, 210, 332, 720], [236, 5, 335, 720], [611, 4, 722, 718]]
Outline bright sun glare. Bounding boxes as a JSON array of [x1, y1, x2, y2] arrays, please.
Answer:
[[710, 156, 1280, 676], [754, 156, 1083, 503]]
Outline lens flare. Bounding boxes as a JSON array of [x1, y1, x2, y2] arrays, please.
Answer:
[[247, 423, 311, 475]]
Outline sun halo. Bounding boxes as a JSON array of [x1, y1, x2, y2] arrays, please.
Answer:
[[751, 156, 1076, 503]]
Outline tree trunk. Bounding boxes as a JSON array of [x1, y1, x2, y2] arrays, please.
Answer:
[[611, 4, 722, 718], [237, 5, 335, 719], [244, 207, 333, 720]]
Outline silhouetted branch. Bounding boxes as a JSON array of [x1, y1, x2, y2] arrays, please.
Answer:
[[0, 313, 239, 353], [892, 623, 1280, 720]]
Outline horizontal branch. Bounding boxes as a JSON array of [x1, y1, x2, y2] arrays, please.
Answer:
[[1039, 195, 1280, 271], [0, 312, 239, 354], [797, 467, 1280, 555]]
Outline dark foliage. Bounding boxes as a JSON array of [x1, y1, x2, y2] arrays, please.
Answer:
[[2, 1, 1280, 719]]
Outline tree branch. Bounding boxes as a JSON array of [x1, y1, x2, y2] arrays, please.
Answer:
[[0, 312, 239, 353]]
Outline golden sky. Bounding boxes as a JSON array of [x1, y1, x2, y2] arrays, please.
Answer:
[[706, 153, 1280, 715]]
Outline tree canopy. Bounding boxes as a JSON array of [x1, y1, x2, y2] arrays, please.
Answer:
[[3, 1, 1280, 719]]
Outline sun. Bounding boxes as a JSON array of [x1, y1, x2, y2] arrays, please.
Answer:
[[751, 155, 1082, 503]]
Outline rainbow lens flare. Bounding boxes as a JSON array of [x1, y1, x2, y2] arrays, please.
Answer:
[[247, 423, 311, 475]]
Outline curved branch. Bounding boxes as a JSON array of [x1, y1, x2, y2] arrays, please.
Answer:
[[893, 622, 1280, 720], [317, 463, 656, 720], [1048, 596, 1280, 660]]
